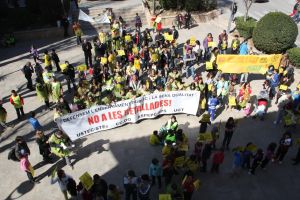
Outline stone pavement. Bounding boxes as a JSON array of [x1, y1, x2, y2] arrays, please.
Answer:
[[0, 0, 300, 200]]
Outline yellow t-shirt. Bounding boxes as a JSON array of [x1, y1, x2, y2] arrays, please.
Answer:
[[44, 54, 51, 67], [149, 134, 160, 145]]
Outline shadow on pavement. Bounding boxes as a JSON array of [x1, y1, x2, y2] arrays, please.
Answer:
[[5, 180, 35, 200]]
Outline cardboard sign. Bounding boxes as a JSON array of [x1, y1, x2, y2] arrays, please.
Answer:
[[206, 62, 213, 70], [152, 53, 158, 62], [79, 172, 94, 190], [164, 33, 173, 41], [134, 59, 141, 70], [101, 57, 108, 65], [60, 64, 68, 72], [77, 64, 87, 72], [228, 96, 237, 106], [117, 50, 125, 56]]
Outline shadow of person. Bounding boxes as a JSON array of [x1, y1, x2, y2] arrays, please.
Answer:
[[5, 180, 35, 200]]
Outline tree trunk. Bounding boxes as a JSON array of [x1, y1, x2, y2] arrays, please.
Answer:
[[153, 0, 155, 15]]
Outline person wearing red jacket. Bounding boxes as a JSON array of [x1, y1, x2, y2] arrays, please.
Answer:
[[181, 170, 195, 200], [211, 149, 225, 173], [9, 90, 25, 119]]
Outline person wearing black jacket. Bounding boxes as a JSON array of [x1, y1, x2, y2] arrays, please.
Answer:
[[22, 62, 34, 90], [82, 39, 93, 68], [61, 15, 70, 37], [91, 174, 108, 200], [36, 130, 52, 162], [51, 49, 61, 72], [63, 61, 76, 92], [15, 136, 30, 160]]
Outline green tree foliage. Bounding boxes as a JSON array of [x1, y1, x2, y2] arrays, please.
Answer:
[[159, 0, 217, 11], [253, 12, 298, 53], [287, 48, 300, 68], [235, 16, 257, 39]]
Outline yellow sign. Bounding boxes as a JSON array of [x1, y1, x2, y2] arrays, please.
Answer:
[[246, 144, 257, 153], [174, 156, 185, 167], [279, 85, 288, 91], [152, 53, 158, 62], [132, 47, 139, 55], [208, 41, 216, 48], [164, 33, 173, 41], [101, 57, 108, 65], [60, 64, 68, 72], [159, 194, 172, 200], [117, 50, 125, 56], [134, 59, 141, 70], [190, 36, 196, 46], [77, 64, 87, 72], [216, 54, 282, 74], [193, 179, 201, 190], [206, 62, 213, 70], [125, 35, 131, 42], [79, 172, 94, 190]]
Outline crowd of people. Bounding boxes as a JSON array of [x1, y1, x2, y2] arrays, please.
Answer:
[[1, 5, 300, 200]]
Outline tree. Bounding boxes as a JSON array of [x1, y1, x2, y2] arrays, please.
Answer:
[[253, 12, 298, 53], [243, 0, 253, 21], [287, 48, 300, 68]]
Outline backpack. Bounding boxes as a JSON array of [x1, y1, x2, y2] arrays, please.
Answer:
[[8, 148, 19, 162]]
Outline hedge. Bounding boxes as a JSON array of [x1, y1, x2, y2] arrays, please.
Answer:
[[235, 16, 257, 39], [253, 12, 298, 53], [287, 48, 300, 68], [159, 0, 217, 11]]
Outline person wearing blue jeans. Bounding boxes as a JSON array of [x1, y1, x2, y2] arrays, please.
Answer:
[[208, 95, 219, 121]]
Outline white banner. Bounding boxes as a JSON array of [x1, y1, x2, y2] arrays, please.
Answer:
[[78, 9, 95, 23], [56, 91, 200, 141]]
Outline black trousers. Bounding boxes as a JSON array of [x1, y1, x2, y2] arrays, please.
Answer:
[[183, 191, 193, 200], [54, 61, 61, 72], [222, 131, 233, 148], [66, 77, 76, 92], [26, 171, 34, 181], [294, 147, 300, 164], [151, 176, 161, 188], [25, 76, 33, 90], [15, 107, 25, 119], [84, 53, 93, 68]]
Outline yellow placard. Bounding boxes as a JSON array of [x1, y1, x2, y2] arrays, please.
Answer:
[[101, 57, 108, 65], [117, 50, 125, 56], [151, 53, 158, 62], [216, 54, 283, 74], [174, 156, 185, 167], [193, 179, 201, 190], [190, 36, 196, 46], [60, 64, 67, 72], [164, 33, 173, 41], [79, 172, 94, 190], [246, 144, 257, 153], [159, 194, 172, 200], [206, 62, 213, 70], [279, 85, 288, 91], [132, 47, 139, 55], [228, 96, 236, 106], [134, 59, 141, 70], [125, 35, 131, 42], [208, 41, 216, 48], [77, 64, 87, 72]]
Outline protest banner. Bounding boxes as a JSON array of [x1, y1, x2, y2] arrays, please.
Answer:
[[57, 91, 200, 141], [79, 172, 94, 190], [216, 54, 282, 74]]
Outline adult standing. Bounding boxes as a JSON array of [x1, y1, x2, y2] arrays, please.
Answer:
[[51, 78, 63, 103], [135, 13, 142, 32], [222, 117, 236, 149], [207, 94, 219, 121], [35, 130, 52, 162], [34, 62, 44, 82], [172, 25, 179, 41], [51, 49, 61, 72], [10, 90, 25, 119], [248, 148, 264, 175], [91, 174, 108, 200], [261, 142, 277, 169], [239, 40, 249, 83], [63, 61, 76, 92], [61, 15, 70, 38], [30, 45, 40, 63], [138, 174, 151, 200], [82, 39, 93, 68], [44, 50, 52, 71], [36, 78, 51, 110], [123, 170, 138, 200], [181, 170, 195, 200], [273, 132, 292, 164], [22, 62, 34, 90]]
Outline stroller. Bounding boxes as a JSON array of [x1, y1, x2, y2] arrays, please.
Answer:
[[253, 90, 270, 120]]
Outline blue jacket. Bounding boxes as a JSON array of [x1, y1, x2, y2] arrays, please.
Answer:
[[149, 163, 163, 177], [28, 117, 42, 130], [208, 97, 219, 110], [239, 43, 248, 55]]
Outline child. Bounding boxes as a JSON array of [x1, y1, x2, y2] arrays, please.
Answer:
[[149, 158, 163, 188], [231, 147, 243, 177], [211, 148, 225, 173], [149, 130, 161, 146], [199, 113, 211, 134], [228, 92, 237, 110], [28, 111, 42, 131], [248, 148, 264, 175]]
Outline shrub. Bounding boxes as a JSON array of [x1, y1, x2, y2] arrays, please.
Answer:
[[253, 12, 298, 53], [159, 0, 177, 10], [287, 48, 300, 68], [185, 0, 201, 11], [235, 16, 257, 39], [159, 0, 217, 11]]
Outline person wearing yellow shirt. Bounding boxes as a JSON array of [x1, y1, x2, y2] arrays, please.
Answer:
[[9, 90, 25, 119], [149, 130, 161, 146], [44, 50, 52, 71]]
